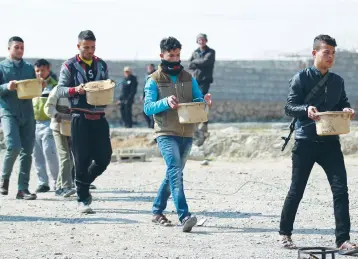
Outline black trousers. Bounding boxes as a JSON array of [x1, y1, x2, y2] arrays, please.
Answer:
[[199, 82, 210, 95], [120, 101, 133, 128], [199, 82, 210, 126], [279, 139, 350, 247], [143, 112, 154, 128], [71, 113, 112, 202]]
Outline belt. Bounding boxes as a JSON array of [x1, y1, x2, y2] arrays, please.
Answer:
[[84, 113, 104, 120]]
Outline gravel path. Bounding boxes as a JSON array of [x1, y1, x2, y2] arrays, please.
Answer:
[[1, 155, 358, 259]]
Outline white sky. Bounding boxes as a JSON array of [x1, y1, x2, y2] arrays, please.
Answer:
[[1, 0, 358, 60]]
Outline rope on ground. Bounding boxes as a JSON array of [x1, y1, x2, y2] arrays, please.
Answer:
[[183, 180, 288, 196]]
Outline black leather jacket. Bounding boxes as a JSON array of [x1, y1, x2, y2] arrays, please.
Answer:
[[285, 66, 351, 141]]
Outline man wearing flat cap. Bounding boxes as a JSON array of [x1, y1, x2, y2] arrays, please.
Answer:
[[189, 33, 215, 146]]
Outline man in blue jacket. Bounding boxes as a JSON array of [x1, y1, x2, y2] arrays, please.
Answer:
[[279, 34, 357, 255], [56, 30, 112, 214], [0, 36, 37, 200], [144, 36, 212, 232]]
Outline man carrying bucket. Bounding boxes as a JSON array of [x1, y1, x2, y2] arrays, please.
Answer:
[[56, 30, 112, 213], [0, 36, 37, 200], [32, 59, 60, 194], [44, 84, 76, 198], [144, 36, 212, 232], [279, 34, 358, 255]]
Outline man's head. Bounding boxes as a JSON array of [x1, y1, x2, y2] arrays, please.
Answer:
[[8, 36, 24, 60], [196, 33, 208, 48], [145, 63, 155, 74], [77, 30, 96, 60], [34, 59, 51, 79], [123, 66, 132, 77], [312, 34, 337, 70], [160, 37, 182, 62]]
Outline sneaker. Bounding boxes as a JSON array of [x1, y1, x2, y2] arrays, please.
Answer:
[[36, 185, 50, 193], [181, 215, 197, 233], [55, 188, 64, 196], [62, 188, 76, 198], [281, 235, 297, 249], [338, 240, 358, 255], [77, 201, 93, 214], [16, 190, 37, 200], [0, 179, 9, 195]]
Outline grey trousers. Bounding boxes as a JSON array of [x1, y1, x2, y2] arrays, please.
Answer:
[[53, 130, 73, 189]]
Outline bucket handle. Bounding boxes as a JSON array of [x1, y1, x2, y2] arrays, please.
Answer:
[[193, 97, 209, 112]]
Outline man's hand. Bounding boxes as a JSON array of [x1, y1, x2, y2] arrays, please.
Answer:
[[7, 81, 17, 91], [40, 78, 46, 88], [116, 100, 121, 105], [55, 113, 62, 123], [75, 84, 85, 95], [55, 113, 71, 123], [204, 93, 212, 107], [167, 95, 178, 109], [308, 106, 320, 121], [343, 108, 355, 120]]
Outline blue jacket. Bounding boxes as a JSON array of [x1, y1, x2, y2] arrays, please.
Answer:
[[0, 58, 36, 117], [144, 75, 203, 116], [285, 66, 351, 141]]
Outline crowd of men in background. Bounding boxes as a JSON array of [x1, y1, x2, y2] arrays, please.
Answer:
[[0, 32, 215, 200]]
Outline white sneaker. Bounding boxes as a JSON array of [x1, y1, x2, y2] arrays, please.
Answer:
[[77, 202, 94, 214]]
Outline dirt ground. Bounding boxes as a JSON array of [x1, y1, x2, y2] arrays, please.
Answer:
[[1, 154, 358, 259]]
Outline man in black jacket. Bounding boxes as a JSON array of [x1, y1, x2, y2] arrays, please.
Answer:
[[189, 33, 215, 146], [119, 66, 138, 128], [142, 64, 155, 128], [279, 34, 357, 255]]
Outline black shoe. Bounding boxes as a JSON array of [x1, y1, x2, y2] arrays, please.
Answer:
[[36, 185, 50, 193], [89, 184, 96, 190], [55, 188, 64, 196], [0, 179, 9, 195], [16, 190, 37, 200], [87, 193, 93, 205]]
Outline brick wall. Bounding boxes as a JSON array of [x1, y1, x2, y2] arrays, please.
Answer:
[[12, 50, 358, 125]]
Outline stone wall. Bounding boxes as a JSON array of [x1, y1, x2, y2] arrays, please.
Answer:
[[14, 50, 358, 124]]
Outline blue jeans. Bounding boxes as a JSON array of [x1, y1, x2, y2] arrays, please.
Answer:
[[33, 121, 59, 188], [152, 136, 193, 222], [1, 115, 35, 191]]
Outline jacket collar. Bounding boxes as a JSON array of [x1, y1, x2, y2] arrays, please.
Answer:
[[311, 65, 329, 77], [2, 58, 24, 68]]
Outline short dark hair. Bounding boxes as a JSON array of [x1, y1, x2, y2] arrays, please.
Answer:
[[313, 34, 337, 50], [34, 59, 50, 68], [8, 36, 24, 46], [160, 37, 182, 53], [78, 30, 96, 41], [146, 63, 155, 68]]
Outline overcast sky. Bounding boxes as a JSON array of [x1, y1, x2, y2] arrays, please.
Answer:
[[1, 0, 358, 60]]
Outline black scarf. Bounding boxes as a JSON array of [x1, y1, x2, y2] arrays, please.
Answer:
[[160, 60, 183, 76]]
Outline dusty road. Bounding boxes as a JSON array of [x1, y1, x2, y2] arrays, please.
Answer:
[[1, 155, 358, 259]]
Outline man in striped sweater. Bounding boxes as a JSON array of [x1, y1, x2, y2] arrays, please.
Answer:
[[56, 30, 112, 213]]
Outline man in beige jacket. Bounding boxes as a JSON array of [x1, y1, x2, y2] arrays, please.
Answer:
[[44, 86, 76, 197]]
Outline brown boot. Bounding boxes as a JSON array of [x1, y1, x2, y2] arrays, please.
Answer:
[[0, 179, 9, 195]]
